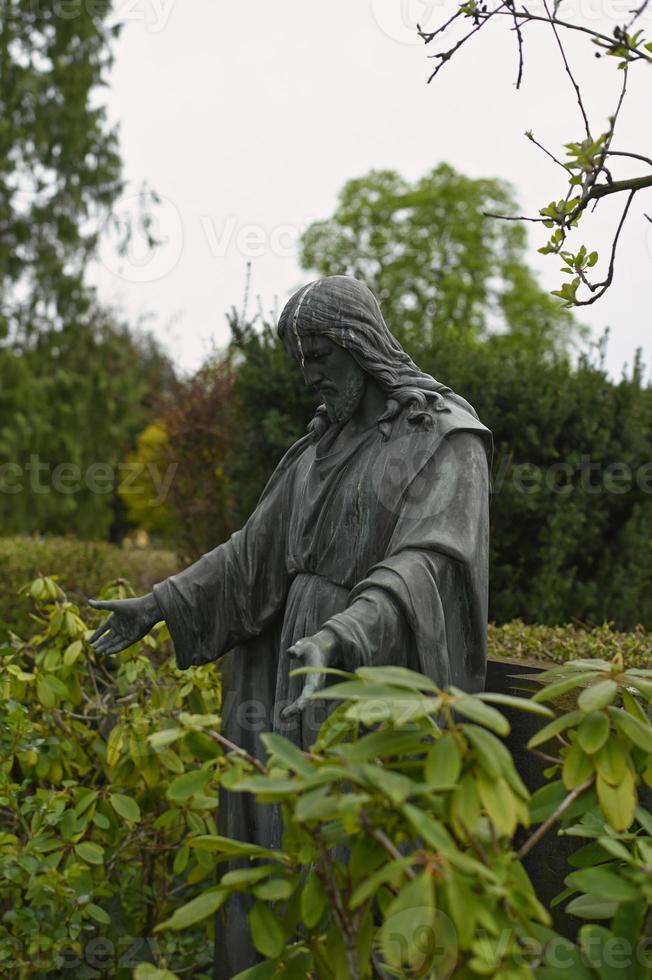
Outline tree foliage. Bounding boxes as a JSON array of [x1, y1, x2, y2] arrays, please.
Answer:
[[0, 0, 123, 341], [121, 358, 239, 560], [0, 1, 174, 539], [0, 313, 174, 539], [300, 165, 581, 353]]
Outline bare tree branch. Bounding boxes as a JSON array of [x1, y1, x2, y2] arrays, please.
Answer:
[[573, 189, 636, 305]]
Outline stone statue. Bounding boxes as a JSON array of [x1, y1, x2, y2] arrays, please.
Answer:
[[89, 275, 492, 977]]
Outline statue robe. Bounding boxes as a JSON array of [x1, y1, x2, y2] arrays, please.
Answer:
[[153, 399, 491, 977]]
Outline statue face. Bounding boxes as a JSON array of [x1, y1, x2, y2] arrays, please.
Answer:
[[299, 335, 366, 423]]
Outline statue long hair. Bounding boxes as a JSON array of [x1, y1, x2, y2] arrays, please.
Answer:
[[277, 275, 479, 441]]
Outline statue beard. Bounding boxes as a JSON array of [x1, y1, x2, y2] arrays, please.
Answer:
[[323, 372, 366, 424]]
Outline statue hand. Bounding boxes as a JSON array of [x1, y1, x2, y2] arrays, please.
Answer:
[[88, 593, 161, 656], [282, 628, 338, 719]]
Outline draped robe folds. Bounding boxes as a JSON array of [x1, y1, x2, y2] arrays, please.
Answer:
[[152, 399, 491, 977]]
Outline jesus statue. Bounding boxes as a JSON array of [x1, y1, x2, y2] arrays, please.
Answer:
[[89, 275, 492, 976]]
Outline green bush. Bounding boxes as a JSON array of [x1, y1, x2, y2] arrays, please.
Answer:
[[0, 577, 221, 979], [489, 620, 652, 669], [152, 653, 652, 978], [4, 582, 652, 978], [0, 537, 180, 642]]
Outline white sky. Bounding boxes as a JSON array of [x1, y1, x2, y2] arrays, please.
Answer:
[[89, 0, 652, 380]]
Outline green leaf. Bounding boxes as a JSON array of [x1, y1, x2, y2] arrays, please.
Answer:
[[74, 841, 104, 865], [301, 874, 328, 927], [188, 835, 288, 862], [221, 866, 276, 888], [63, 640, 83, 666], [260, 733, 314, 777], [350, 857, 414, 909], [249, 900, 285, 958], [253, 878, 294, 901], [425, 733, 462, 786], [528, 710, 583, 749], [609, 706, 652, 751], [463, 726, 501, 780], [597, 771, 636, 832], [565, 894, 618, 919], [454, 696, 509, 735], [345, 696, 442, 726], [355, 665, 439, 692], [361, 763, 413, 804], [378, 873, 436, 970], [166, 768, 212, 802], [338, 728, 426, 763], [477, 774, 517, 836], [147, 727, 184, 749], [133, 966, 181, 980], [231, 964, 277, 980], [566, 867, 639, 902], [109, 792, 141, 823], [476, 691, 553, 717], [594, 738, 631, 785], [155, 888, 227, 931], [577, 711, 610, 754], [86, 902, 111, 925], [562, 743, 594, 790], [578, 679, 618, 713]]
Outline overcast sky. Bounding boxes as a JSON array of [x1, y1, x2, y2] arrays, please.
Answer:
[[89, 0, 652, 380]]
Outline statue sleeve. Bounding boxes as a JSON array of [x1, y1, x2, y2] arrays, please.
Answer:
[[322, 430, 490, 692], [153, 437, 310, 669]]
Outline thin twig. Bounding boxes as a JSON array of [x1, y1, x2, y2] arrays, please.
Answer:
[[508, 0, 525, 88], [516, 775, 594, 859], [313, 832, 361, 980], [627, 0, 651, 29], [483, 211, 548, 223], [606, 150, 652, 169], [203, 728, 267, 774], [525, 131, 571, 173], [425, 2, 510, 83], [361, 815, 417, 881], [574, 189, 636, 306], [542, 0, 591, 139], [463, 9, 652, 63]]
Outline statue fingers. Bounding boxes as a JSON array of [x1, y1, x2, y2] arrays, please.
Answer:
[[281, 694, 307, 720], [88, 616, 114, 645], [88, 599, 121, 613], [93, 634, 128, 656]]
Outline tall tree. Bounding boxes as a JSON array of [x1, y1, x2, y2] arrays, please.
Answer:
[[0, 0, 123, 341], [0, 2, 174, 538], [300, 165, 581, 355]]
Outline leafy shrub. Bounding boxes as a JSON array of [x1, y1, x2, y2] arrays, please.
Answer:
[[153, 659, 652, 978], [489, 620, 652, 669], [0, 577, 220, 979], [4, 582, 652, 978], [0, 537, 180, 642]]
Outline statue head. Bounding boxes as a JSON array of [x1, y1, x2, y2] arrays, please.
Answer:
[[278, 276, 477, 440]]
